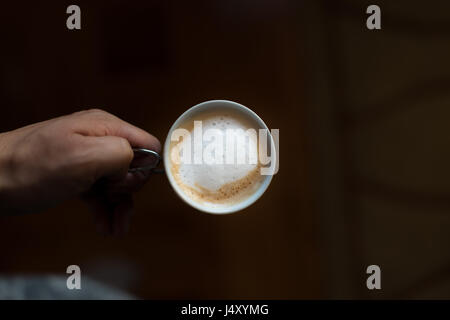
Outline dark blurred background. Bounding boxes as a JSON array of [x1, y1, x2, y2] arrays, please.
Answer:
[[0, 0, 450, 299]]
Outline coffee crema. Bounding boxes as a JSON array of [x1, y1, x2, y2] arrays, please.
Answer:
[[168, 109, 265, 207]]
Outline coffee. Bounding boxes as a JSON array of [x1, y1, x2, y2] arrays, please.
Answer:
[[168, 108, 265, 209]]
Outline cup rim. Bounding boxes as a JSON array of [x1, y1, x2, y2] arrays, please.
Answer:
[[163, 100, 274, 214]]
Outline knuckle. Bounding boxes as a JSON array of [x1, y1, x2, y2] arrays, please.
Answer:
[[77, 108, 111, 119], [85, 108, 106, 115]]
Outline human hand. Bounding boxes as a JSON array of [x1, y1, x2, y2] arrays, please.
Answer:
[[0, 109, 161, 235]]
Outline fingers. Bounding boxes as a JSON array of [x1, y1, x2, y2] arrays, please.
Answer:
[[72, 109, 161, 152], [81, 135, 155, 191], [70, 109, 157, 236], [82, 135, 134, 180], [68, 109, 161, 183]]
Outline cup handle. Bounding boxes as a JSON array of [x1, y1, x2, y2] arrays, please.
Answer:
[[129, 148, 164, 174]]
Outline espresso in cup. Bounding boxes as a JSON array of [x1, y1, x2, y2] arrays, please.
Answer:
[[164, 100, 275, 214]]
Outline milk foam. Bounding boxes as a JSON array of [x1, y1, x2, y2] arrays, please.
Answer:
[[170, 113, 263, 206]]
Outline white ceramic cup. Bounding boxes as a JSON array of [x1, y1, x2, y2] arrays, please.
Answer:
[[163, 100, 275, 214]]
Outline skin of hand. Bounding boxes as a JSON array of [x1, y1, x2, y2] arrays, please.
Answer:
[[0, 109, 161, 236]]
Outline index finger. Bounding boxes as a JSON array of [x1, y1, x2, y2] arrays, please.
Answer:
[[71, 109, 161, 153]]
